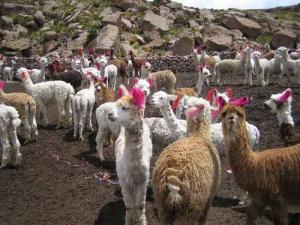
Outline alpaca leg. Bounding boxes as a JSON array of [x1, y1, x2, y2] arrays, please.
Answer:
[[73, 106, 78, 139], [29, 111, 38, 142], [122, 188, 136, 225], [65, 95, 73, 127], [23, 118, 31, 144], [134, 184, 147, 225], [265, 71, 270, 85], [1, 138, 10, 168], [85, 103, 93, 131], [38, 101, 49, 127], [270, 197, 288, 225], [10, 129, 21, 166], [96, 128, 108, 161], [246, 198, 265, 225], [78, 106, 87, 140], [57, 100, 66, 129], [114, 74, 117, 91], [258, 72, 265, 86]]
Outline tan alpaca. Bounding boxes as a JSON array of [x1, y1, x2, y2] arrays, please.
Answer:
[[152, 97, 221, 225], [221, 104, 300, 225]]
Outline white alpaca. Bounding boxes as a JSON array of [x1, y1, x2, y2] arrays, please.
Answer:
[[103, 64, 118, 91], [24, 57, 48, 83], [17, 68, 75, 128], [0, 103, 22, 168], [95, 55, 108, 77], [276, 47, 300, 83], [269, 53, 284, 80], [252, 51, 270, 86], [108, 86, 152, 225], [3, 58, 16, 82], [244, 47, 254, 86], [72, 73, 95, 140], [195, 66, 211, 96]]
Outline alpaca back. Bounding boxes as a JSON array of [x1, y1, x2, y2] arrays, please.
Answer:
[[152, 136, 221, 218], [151, 70, 176, 93]]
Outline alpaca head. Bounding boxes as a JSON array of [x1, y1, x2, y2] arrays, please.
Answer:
[[276, 46, 288, 57], [221, 104, 246, 134], [252, 51, 261, 59], [96, 55, 108, 67], [172, 95, 190, 115], [39, 57, 49, 67], [131, 78, 152, 96], [108, 85, 145, 128], [206, 88, 233, 106], [150, 91, 177, 108], [185, 97, 214, 121], [16, 67, 30, 80], [264, 88, 292, 114]]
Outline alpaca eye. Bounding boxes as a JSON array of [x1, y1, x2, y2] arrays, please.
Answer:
[[160, 97, 163, 100], [221, 112, 227, 118], [122, 106, 129, 111]]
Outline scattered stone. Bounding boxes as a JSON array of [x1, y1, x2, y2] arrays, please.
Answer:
[[67, 31, 89, 50], [189, 20, 202, 31], [34, 11, 46, 26], [142, 39, 165, 49], [0, 16, 13, 27], [102, 11, 122, 25], [168, 36, 194, 56], [3, 38, 31, 51], [43, 40, 58, 53], [141, 10, 170, 33], [43, 31, 58, 42], [199, 9, 215, 21], [121, 17, 132, 30], [25, 20, 39, 30], [271, 30, 297, 49], [206, 35, 233, 51]]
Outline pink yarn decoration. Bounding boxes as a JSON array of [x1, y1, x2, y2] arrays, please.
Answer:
[[278, 88, 292, 103], [171, 96, 182, 111], [95, 62, 101, 70], [229, 97, 252, 107], [206, 88, 217, 104], [147, 78, 154, 88], [131, 87, 145, 109], [197, 64, 205, 73], [130, 78, 139, 87], [186, 104, 204, 119], [118, 85, 129, 98], [225, 88, 233, 99], [0, 80, 4, 90]]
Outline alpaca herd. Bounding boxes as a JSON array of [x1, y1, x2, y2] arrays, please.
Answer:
[[0, 45, 300, 225]]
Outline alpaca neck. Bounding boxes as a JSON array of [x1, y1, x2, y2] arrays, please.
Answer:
[[196, 72, 204, 96], [186, 117, 210, 140], [273, 56, 282, 71], [23, 78, 34, 95], [223, 122, 253, 175], [200, 51, 206, 64], [160, 104, 185, 136], [88, 79, 95, 92], [277, 103, 294, 126], [41, 64, 46, 80]]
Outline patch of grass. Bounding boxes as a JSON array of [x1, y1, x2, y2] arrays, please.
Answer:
[[256, 34, 273, 44], [271, 9, 300, 23], [132, 42, 141, 49]]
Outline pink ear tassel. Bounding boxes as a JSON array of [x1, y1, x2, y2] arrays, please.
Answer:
[[118, 85, 129, 98], [186, 104, 204, 119], [206, 88, 217, 104], [147, 78, 154, 88], [211, 109, 219, 121], [131, 78, 139, 87], [131, 87, 145, 109], [0, 80, 4, 90], [229, 97, 252, 107], [225, 88, 233, 99], [278, 88, 292, 103]]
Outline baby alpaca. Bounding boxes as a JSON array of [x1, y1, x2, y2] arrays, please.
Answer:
[[252, 51, 270, 86], [0, 103, 22, 168], [108, 85, 152, 225], [103, 64, 118, 91], [0, 81, 38, 144], [72, 73, 96, 140], [222, 104, 300, 225], [152, 97, 221, 225], [264, 88, 300, 147], [3, 58, 16, 82]]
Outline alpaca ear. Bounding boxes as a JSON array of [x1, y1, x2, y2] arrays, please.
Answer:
[[168, 94, 178, 102], [118, 85, 129, 98], [95, 62, 101, 70], [171, 96, 182, 111], [131, 87, 145, 109], [229, 97, 253, 107], [147, 78, 154, 88], [197, 64, 203, 73], [21, 71, 29, 80], [186, 104, 204, 119], [278, 88, 292, 103], [0, 80, 4, 90], [225, 88, 233, 99]]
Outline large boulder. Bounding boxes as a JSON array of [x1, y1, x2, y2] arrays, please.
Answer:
[[223, 16, 262, 38], [168, 36, 194, 56], [43, 40, 58, 53], [271, 30, 297, 49], [142, 39, 165, 50], [121, 17, 132, 30], [202, 24, 229, 36], [86, 24, 120, 51], [111, 0, 145, 10], [206, 35, 232, 51], [141, 10, 169, 33], [67, 31, 89, 50], [34, 10, 46, 26], [2, 38, 31, 51], [102, 11, 122, 25], [199, 9, 215, 21], [100, 7, 120, 18]]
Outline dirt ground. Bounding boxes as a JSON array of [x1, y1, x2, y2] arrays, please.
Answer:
[[1, 80, 300, 225]]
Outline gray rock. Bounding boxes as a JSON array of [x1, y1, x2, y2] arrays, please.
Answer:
[[199, 9, 215, 21], [135, 34, 145, 44], [142, 39, 165, 49], [189, 20, 202, 31], [68, 22, 80, 29], [67, 31, 89, 50], [141, 11, 169, 33], [26, 20, 39, 30], [159, 6, 170, 17], [101, 7, 120, 18], [203, 24, 229, 36], [0, 16, 13, 27], [34, 11, 46, 26], [144, 30, 161, 41], [102, 11, 122, 25], [229, 29, 243, 40], [168, 36, 194, 56], [166, 2, 182, 9], [43, 40, 58, 53], [66, 11, 81, 23], [86, 24, 120, 50], [121, 17, 132, 30], [223, 16, 262, 38], [271, 30, 297, 49], [3, 38, 31, 51], [111, 0, 145, 10], [206, 35, 232, 51], [43, 31, 58, 42]]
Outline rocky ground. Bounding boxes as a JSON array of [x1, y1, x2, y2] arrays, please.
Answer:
[[0, 0, 299, 58], [0, 78, 300, 225]]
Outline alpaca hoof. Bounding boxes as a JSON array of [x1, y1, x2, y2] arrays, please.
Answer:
[[226, 169, 232, 174], [79, 137, 84, 141], [99, 154, 105, 161], [238, 200, 245, 205], [16, 154, 22, 165]]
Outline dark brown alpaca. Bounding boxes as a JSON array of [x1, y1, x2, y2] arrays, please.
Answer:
[[108, 49, 129, 84], [128, 50, 147, 77]]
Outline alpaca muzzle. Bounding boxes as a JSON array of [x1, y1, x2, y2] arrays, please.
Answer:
[[108, 113, 116, 122]]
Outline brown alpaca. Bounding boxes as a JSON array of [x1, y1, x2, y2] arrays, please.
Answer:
[[280, 123, 300, 147], [152, 98, 221, 225], [108, 49, 129, 84], [221, 104, 300, 225], [174, 87, 197, 97], [128, 50, 147, 77]]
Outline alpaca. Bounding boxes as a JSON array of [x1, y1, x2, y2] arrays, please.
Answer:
[[95, 78, 115, 107], [276, 47, 300, 83], [3, 58, 16, 82], [0, 81, 38, 144], [108, 49, 130, 84], [107, 85, 152, 225], [174, 87, 197, 98], [23, 57, 48, 84], [103, 64, 118, 91], [244, 47, 254, 86], [198, 46, 221, 76], [221, 104, 300, 225], [147, 70, 177, 94], [0, 103, 22, 168], [131, 78, 152, 97], [252, 51, 270, 86], [128, 50, 147, 77], [269, 53, 284, 81], [78, 49, 90, 68], [72, 73, 96, 140], [264, 88, 300, 147], [17, 68, 75, 128], [195, 65, 212, 96], [152, 97, 221, 225]]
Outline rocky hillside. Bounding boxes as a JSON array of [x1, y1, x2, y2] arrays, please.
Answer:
[[0, 0, 299, 57]]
